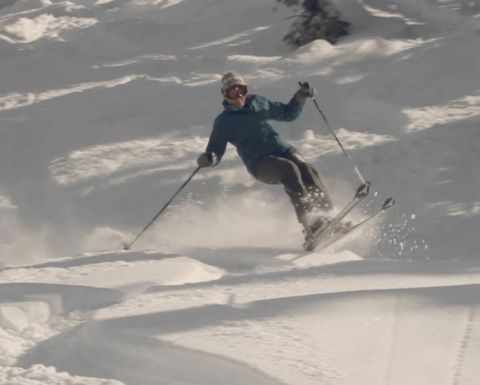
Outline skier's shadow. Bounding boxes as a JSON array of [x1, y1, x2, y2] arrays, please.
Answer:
[[183, 246, 302, 273]]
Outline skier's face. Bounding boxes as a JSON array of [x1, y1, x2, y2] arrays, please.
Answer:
[[225, 85, 247, 107]]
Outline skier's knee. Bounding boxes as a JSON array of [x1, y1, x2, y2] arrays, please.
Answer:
[[280, 161, 302, 189]]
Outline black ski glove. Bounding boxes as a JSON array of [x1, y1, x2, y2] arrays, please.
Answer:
[[295, 81, 316, 103], [197, 152, 215, 168]]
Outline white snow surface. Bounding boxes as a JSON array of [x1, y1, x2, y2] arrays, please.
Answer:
[[0, 0, 479, 384]]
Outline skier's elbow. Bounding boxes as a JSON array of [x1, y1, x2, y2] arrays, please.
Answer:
[[283, 112, 300, 122]]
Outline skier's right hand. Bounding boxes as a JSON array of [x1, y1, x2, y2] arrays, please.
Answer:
[[197, 152, 215, 168]]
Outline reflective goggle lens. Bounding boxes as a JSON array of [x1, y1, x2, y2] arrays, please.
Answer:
[[226, 85, 247, 99]]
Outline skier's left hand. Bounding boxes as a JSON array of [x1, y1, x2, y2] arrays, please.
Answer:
[[296, 82, 316, 101], [298, 82, 315, 97]]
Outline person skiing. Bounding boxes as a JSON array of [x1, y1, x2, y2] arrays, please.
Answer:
[[197, 71, 332, 237]]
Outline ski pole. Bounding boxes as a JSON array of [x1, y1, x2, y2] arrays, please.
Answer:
[[308, 90, 367, 185], [123, 166, 201, 250]]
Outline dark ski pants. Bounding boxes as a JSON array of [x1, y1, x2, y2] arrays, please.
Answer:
[[254, 149, 332, 225]]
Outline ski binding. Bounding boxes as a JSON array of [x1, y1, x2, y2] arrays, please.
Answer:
[[303, 182, 395, 252]]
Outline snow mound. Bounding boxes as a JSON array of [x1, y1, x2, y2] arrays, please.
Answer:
[[292, 250, 363, 268], [0, 254, 225, 288], [0, 302, 50, 334], [0, 14, 98, 44], [0, 364, 124, 385], [87, 256, 226, 287], [0, 302, 52, 366]]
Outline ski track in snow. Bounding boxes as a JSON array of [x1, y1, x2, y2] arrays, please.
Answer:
[[451, 306, 478, 385]]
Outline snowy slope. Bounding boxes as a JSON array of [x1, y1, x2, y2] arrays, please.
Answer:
[[0, 0, 480, 384]]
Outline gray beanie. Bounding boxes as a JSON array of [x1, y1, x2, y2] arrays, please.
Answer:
[[221, 71, 247, 94]]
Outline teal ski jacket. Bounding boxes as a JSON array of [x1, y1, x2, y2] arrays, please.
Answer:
[[206, 94, 305, 175]]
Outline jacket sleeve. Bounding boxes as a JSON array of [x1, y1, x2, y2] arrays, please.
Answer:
[[205, 116, 228, 164], [266, 95, 305, 122]]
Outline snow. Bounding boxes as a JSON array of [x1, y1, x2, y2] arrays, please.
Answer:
[[0, 0, 479, 384], [0, 14, 98, 44]]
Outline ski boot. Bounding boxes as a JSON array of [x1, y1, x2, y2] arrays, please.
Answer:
[[302, 215, 330, 242]]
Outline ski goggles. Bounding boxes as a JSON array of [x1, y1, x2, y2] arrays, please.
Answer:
[[225, 84, 248, 99]]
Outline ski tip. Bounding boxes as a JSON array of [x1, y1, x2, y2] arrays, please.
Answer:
[[382, 197, 396, 210], [355, 181, 371, 198]]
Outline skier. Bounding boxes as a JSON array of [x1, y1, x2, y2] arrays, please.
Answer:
[[197, 71, 332, 237]]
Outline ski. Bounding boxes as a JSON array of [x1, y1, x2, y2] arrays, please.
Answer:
[[310, 197, 396, 252], [303, 182, 370, 251]]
